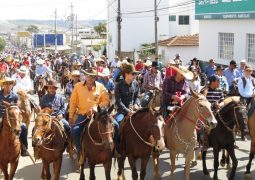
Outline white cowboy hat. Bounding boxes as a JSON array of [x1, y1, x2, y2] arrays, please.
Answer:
[[18, 66, 27, 74], [170, 65, 194, 80], [98, 68, 111, 77], [168, 59, 176, 65], [94, 58, 105, 63], [71, 70, 81, 76], [36, 59, 45, 65]]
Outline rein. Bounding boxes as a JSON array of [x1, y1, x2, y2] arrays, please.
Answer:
[[4, 106, 21, 136]]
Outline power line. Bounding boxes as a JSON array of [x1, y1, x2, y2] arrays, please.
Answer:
[[88, 0, 117, 20]]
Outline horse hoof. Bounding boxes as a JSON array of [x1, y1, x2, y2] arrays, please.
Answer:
[[245, 172, 252, 178]]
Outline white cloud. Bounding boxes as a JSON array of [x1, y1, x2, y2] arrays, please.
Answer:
[[0, 0, 108, 20]]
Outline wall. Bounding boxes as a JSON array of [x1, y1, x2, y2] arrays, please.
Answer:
[[159, 45, 199, 66], [199, 19, 255, 67]]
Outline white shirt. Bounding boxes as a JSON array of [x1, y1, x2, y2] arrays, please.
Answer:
[[238, 76, 254, 98], [110, 60, 120, 68], [12, 73, 33, 93]]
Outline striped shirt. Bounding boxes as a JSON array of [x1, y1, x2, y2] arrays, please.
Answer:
[[205, 88, 224, 104]]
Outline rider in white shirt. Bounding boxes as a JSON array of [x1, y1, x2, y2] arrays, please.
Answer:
[[12, 66, 33, 93]]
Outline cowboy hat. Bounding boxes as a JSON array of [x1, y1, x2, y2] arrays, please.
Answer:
[[18, 66, 27, 74], [168, 59, 176, 65], [73, 61, 82, 66], [98, 68, 111, 77], [94, 58, 105, 63], [71, 70, 81, 76], [44, 80, 59, 89], [245, 64, 253, 71], [36, 59, 45, 65], [124, 64, 140, 74], [170, 66, 194, 80], [83, 67, 98, 76], [120, 60, 129, 67], [144, 60, 152, 67], [0, 77, 16, 86]]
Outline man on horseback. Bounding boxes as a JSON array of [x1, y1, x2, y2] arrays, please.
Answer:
[[39, 80, 71, 140], [0, 77, 28, 156], [69, 67, 109, 154], [12, 66, 33, 93], [114, 64, 141, 154], [141, 61, 162, 107]]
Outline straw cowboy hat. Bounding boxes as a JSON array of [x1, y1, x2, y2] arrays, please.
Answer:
[[18, 66, 27, 74], [73, 61, 82, 66], [44, 79, 59, 89], [36, 59, 45, 65], [94, 58, 105, 63], [82, 67, 98, 76], [170, 65, 194, 80], [98, 68, 111, 77], [71, 70, 81, 76], [0, 77, 16, 86]]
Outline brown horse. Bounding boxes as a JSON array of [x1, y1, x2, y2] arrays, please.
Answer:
[[35, 76, 47, 102], [117, 108, 165, 180], [0, 106, 23, 180], [17, 90, 33, 129], [32, 108, 68, 180], [79, 105, 115, 180], [60, 68, 70, 92], [164, 90, 217, 180], [245, 105, 255, 177]]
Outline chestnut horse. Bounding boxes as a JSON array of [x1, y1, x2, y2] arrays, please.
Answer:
[[117, 107, 165, 180], [60, 68, 70, 93], [32, 108, 68, 180], [35, 76, 47, 102], [17, 90, 32, 129], [79, 105, 115, 180], [0, 106, 23, 180], [164, 90, 217, 180]]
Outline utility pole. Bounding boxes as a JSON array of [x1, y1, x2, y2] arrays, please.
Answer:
[[75, 14, 78, 52], [54, 8, 57, 54], [154, 0, 159, 61], [69, 3, 74, 53], [117, 0, 121, 58]]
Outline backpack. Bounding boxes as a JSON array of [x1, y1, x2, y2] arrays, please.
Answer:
[[242, 76, 255, 89]]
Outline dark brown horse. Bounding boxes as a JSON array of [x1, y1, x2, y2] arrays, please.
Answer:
[[35, 75, 47, 102], [60, 68, 70, 93], [32, 108, 68, 180], [117, 108, 165, 180], [79, 105, 115, 180], [0, 106, 23, 180]]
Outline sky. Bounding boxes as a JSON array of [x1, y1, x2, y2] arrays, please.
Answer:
[[0, 0, 108, 20]]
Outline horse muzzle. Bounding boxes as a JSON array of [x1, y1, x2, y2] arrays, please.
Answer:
[[209, 118, 217, 129], [104, 140, 114, 151], [32, 137, 42, 146]]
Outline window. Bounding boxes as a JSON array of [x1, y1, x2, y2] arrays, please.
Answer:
[[178, 15, 189, 25], [247, 34, 255, 63], [169, 15, 176, 21], [218, 33, 234, 60]]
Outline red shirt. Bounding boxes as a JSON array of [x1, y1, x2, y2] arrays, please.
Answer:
[[165, 67, 177, 78], [135, 63, 143, 71], [0, 63, 8, 73], [23, 59, 30, 67]]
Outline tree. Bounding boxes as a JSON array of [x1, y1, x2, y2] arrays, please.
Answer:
[[26, 25, 39, 33], [94, 23, 106, 37], [0, 37, 6, 52]]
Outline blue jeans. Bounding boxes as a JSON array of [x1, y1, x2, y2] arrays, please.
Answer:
[[113, 113, 125, 151], [20, 123, 28, 148], [71, 115, 88, 151], [60, 118, 71, 138]]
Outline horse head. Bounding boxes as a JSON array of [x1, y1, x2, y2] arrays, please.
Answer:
[[219, 97, 248, 135], [150, 108, 165, 151], [3, 106, 22, 137], [32, 108, 54, 146], [190, 89, 217, 129], [17, 90, 29, 100], [94, 105, 115, 150]]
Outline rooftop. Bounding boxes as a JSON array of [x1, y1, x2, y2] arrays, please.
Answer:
[[158, 34, 199, 46]]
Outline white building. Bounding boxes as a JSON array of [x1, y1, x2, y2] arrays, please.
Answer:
[[196, 0, 255, 67], [107, 0, 169, 61], [168, 0, 199, 37], [78, 28, 96, 39]]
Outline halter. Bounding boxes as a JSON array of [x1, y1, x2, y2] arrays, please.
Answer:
[[87, 115, 114, 146], [5, 106, 22, 136]]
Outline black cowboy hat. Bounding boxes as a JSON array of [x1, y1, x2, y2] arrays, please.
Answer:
[[151, 61, 159, 67]]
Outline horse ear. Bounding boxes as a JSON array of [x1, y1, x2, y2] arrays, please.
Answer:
[[108, 104, 114, 114], [97, 106, 101, 113], [190, 88, 199, 99]]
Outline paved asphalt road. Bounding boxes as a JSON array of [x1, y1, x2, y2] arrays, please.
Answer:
[[1, 90, 255, 179]]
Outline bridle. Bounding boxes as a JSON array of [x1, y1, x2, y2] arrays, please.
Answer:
[[5, 105, 22, 136], [87, 115, 114, 146]]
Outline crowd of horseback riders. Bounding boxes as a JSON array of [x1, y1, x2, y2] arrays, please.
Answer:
[[1, 48, 255, 180]]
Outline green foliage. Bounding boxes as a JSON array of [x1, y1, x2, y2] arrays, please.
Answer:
[[139, 43, 155, 57], [26, 25, 39, 33], [92, 41, 106, 51], [94, 23, 106, 37], [0, 37, 6, 52]]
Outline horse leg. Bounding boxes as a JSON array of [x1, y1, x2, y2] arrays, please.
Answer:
[[226, 146, 238, 180], [53, 157, 62, 180], [226, 151, 231, 169], [220, 149, 226, 167], [89, 164, 95, 180], [184, 153, 192, 180], [103, 160, 112, 180], [245, 152, 254, 175], [140, 156, 150, 180], [0, 163, 9, 180], [169, 152, 176, 180], [202, 150, 210, 176], [79, 163, 85, 180], [8, 161, 19, 180], [152, 151, 160, 180], [128, 155, 138, 180], [42, 160, 51, 180], [117, 156, 126, 180], [212, 147, 220, 180]]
